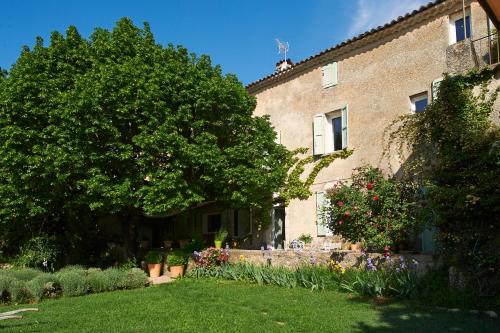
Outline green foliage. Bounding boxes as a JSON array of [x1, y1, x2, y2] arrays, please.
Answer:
[[0, 266, 147, 304], [166, 250, 188, 266], [183, 237, 206, 254], [57, 271, 87, 297], [123, 268, 148, 289], [2, 267, 43, 281], [26, 273, 61, 301], [0, 275, 16, 302], [214, 228, 228, 242], [15, 235, 58, 270], [56, 265, 87, 276], [0, 18, 290, 252], [383, 69, 500, 300], [280, 148, 353, 204], [189, 262, 340, 291], [102, 268, 127, 291], [86, 270, 111, 293], [7, 279, 31, 303], [144, 250, 163, 264], [297, 233, 313, 244], [325, 166, 416, 251]]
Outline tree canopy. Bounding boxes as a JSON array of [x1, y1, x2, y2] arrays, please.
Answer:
[[0, 18, 289, 234]]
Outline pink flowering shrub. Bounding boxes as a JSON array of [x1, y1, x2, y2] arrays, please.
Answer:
[[325, 166, 416, 251], [193, 248, 229, 269]]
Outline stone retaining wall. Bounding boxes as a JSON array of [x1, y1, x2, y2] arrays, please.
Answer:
[[228, 249, 435, 273]]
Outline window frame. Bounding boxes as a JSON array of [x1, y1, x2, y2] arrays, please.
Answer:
[[202, 212, 223, 235], [410, 93, 429, 113], [449, 10, 472, 45]]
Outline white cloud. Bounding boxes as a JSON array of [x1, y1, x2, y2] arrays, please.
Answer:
[[347, 0, 431, 38]]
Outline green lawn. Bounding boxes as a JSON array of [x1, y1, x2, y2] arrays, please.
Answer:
[[0, 279, 498, 332]]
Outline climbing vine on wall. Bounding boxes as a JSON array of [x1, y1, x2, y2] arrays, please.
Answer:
[[280, 148, 353, 204], [383, 68, 500, 300]]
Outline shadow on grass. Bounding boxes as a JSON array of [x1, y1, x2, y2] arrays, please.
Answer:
[[347, 296, 500, 333]]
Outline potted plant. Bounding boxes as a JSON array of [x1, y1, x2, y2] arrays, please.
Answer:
[[214, 228, 228, 249], [167, 251, 188, 278], [144, 250, 163, 278], [298, 233, 313, 249]]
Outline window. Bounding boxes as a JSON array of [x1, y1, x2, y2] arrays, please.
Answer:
[[322, 62, 338, 88], [455, 16, 471, 42], [313, 106, 348, 155], [449, 11, 471, 44], [332, 116, 342, 151], [203, 213, 222, 234], [411, 93, 428, 113], [233, 209, 251, 238]]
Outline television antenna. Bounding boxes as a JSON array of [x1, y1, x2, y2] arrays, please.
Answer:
[[275, 38, 289, 61]]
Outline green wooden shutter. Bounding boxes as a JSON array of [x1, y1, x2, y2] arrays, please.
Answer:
[[341, 105, 348, 149], [313, 114, 326, 155], [316, 191, 327, 236]]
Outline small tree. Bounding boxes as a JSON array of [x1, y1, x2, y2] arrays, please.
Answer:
[[0, 18, 289, 258], [324, 166, 416, 251]]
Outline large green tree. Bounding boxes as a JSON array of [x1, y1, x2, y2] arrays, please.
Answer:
[[0, 19, 289, 251]]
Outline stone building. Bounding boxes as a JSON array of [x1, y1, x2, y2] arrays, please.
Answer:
[[246, 0, 500, 250]]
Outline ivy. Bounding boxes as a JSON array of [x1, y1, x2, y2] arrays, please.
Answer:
[[382, 68, 500, 299]]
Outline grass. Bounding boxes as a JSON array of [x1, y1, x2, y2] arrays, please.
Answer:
[[0, 279, 498, 333]]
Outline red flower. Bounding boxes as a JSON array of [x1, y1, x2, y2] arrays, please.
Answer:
[[373, 195, 379, 201], [338, 201, 344, 207], [344, 211, 350, 217], [367, 182, 374, 190], [338, 220, 343, 225]]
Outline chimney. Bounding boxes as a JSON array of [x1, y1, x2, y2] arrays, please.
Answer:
[[275, 58, 294, 72]]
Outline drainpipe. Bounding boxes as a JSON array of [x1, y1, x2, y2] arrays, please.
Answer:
[[462, 0, 468, 39]]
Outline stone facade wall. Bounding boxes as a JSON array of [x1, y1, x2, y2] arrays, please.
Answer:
[[228, 249, 435, 274], [249, 1, 496, 247]]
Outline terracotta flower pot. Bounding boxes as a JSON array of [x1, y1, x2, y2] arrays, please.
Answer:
[[350, 243, 363, 252], [148, 263, 162, 278], [169, 265, 184, 278], [214, 240, 222, 249]]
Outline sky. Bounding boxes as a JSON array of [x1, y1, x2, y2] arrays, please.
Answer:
[[0, 0, 430, 85]]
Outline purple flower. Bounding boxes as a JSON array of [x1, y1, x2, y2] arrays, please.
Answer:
[[367, 258, 377, 271]]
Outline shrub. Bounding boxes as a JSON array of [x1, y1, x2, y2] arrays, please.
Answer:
[[167, 251, 188, 266], [58, 271, 87, 297], [57, 265, 87, 276], [184, 238, 205, 254], [324, 166, 416, 251], [123, 268, 148, 289], [8, 279, 31, 304], [144, 250, 163, 264], [297, 234, 313, 244], [26, 273, 61, 301], [16, 235, 58, 270], [102, 268, 126, 291], [0, 275, 16, 303], [4, 268, 43, 281], [86, 270, 111, 293], [192, 248, 229, 268]]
